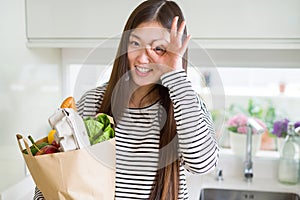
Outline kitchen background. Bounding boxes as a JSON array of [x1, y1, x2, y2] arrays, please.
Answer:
[[1, 0, 300, 199]]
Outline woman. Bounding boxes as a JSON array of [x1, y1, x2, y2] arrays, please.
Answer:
[[34, 0, 219, 199]]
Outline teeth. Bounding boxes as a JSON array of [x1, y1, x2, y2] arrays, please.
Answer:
[[136, 66, 151, 73]]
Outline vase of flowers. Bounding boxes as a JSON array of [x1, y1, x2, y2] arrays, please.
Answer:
[[227, 114, 266, 157], [272, 118, 300, 151]]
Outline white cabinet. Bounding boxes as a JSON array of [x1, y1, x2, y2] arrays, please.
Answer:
[[177, 0, 300, 38], [26, 0, 141, 39], [25, 0, 300, 48]]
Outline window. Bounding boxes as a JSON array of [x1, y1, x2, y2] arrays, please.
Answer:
[[63, 48, 300, 157]]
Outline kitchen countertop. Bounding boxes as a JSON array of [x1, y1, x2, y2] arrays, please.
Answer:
[[186, 172, 300, 200], [186, 150, 300, 200]]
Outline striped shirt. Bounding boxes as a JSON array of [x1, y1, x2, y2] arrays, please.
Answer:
[[33, 70, 219, 200]]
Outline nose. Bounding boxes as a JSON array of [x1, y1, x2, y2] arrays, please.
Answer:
[[136, 46, 151, 63]]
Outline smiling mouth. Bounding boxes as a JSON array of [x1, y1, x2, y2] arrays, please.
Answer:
[[135, 66, 152, 74]]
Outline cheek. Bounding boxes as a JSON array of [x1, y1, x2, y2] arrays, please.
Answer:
[[127, 50, 137, 68]]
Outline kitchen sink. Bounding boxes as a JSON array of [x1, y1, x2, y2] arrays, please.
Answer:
[[200, 188, 300, 200]]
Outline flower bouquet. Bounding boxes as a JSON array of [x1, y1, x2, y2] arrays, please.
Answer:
[[226, 114, 266, 156], [271, 118, 300, 150]]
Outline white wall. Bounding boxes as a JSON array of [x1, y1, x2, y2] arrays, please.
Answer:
[[0, 0, 61, 194]]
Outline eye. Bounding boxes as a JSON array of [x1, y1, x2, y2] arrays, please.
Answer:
[[129, 40, 140, 47], [153, 46, 166, 55]]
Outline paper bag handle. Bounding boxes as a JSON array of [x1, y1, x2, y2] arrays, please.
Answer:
[[16, 134, 33, 157]]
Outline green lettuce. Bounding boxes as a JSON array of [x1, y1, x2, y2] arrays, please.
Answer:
[[84, 114, 114, 145]]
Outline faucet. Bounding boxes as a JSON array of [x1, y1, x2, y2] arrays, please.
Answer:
[[244, 118, 265, 182], [215, 168, 224, 181]]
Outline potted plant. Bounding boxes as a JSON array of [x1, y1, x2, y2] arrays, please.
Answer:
[[226, 114, 267, 156], [271, 118, 300, 151]]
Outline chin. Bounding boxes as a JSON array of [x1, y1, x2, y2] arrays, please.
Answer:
[[131, 72, 160, 87], [131, 77, 157, 88]]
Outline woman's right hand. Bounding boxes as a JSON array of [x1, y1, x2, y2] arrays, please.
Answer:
[[147, 16, 191, 74]]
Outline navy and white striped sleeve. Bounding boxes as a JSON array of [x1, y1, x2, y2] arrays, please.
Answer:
[[161, 70, 219, 174], [76, 85, 106, 118], [33, 187, 44, 200]]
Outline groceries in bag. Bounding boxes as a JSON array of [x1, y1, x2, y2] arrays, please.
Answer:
[[16, 96, 116, 200]]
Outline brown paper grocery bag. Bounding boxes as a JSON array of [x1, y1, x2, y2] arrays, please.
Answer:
[[16, 134, 115, 200]]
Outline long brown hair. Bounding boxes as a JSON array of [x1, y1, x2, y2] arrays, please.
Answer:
[[99, 1, 188, 199]]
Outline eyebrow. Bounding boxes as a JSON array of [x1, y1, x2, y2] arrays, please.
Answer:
[[129, 33, 168, 44], [129, 33, 140, 40]]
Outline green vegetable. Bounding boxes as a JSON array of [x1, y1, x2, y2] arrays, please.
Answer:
[[84, 117, 104, 137], [84, 114, 114, 145], [23, 135, 49, 155], [96, 114, 110, 129], [103, 126, 114, 138]]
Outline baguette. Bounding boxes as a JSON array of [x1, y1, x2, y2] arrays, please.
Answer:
[[60, 96, 77, 111]]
